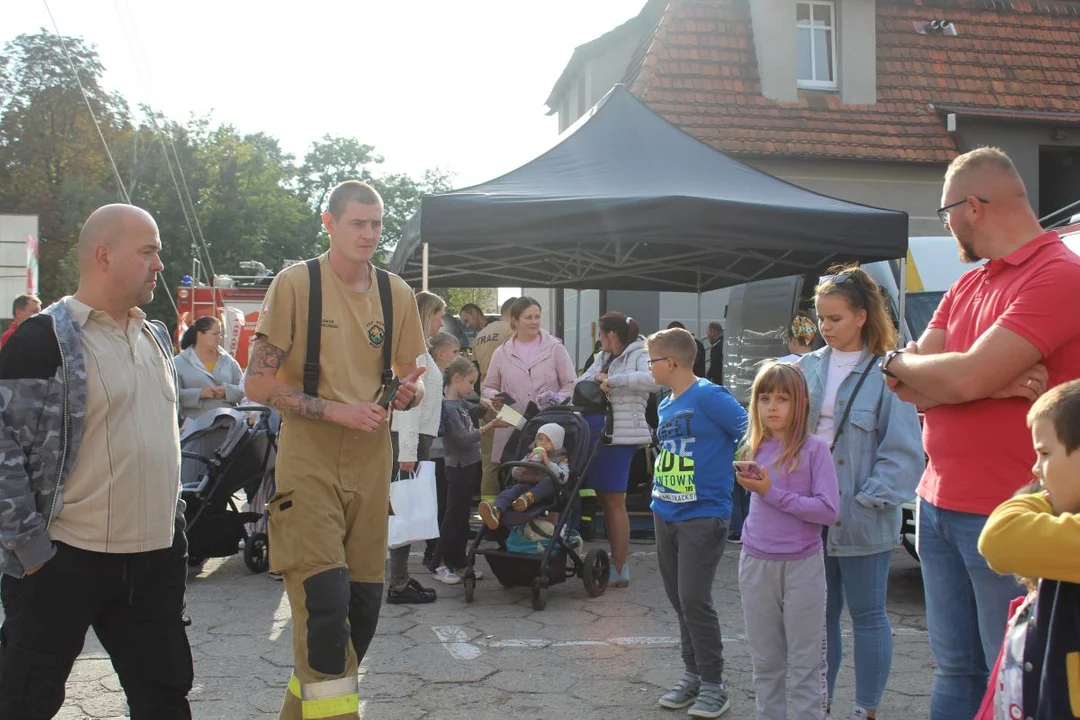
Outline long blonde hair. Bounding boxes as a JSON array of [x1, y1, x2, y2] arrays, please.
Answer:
[[741, 362, 811, 473], [415, 291, 446, 339]]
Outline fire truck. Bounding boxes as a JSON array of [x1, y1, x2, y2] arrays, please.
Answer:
[[174, 260, 292, 369]]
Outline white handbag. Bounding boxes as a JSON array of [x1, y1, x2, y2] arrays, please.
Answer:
[[387, 460, 440, 549]]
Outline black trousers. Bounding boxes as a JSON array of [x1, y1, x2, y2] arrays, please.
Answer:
[[429, 462, 480, 571], [0, 532, 193, 720], [424, 457, 448, 560]]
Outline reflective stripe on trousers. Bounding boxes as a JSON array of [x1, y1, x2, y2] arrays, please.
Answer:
[[287, 674, 359, 719]]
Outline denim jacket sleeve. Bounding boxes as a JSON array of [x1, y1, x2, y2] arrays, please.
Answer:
[[853, 384, 924, 510]]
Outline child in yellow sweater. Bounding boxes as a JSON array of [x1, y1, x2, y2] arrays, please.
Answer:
[[977, 378, 1080, 719]]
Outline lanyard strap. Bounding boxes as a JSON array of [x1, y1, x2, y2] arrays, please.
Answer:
[[831, 356, 879, 452]]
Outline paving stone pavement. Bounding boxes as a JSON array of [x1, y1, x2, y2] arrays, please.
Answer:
[[43, 541, 932, 719]]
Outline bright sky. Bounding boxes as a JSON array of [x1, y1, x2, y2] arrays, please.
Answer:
[[7, 0, 646, 187]]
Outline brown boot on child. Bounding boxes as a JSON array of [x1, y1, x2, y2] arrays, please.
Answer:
[[511, 491, 537, 512]]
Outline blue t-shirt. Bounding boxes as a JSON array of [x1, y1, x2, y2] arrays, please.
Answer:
[[651, 379, 748, 522]]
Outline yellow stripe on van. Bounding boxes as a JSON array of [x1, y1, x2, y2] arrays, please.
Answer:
[[905, 248, 925, 293]]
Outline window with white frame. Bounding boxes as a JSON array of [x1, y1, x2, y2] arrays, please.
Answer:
[[796, 1, 837, 89]]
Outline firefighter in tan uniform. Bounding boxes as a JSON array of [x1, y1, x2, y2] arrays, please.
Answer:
[[245, 180, 427, 720], [459, 298, 513, 502]]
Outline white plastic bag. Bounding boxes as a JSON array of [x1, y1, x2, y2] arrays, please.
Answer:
[[387, 460, 440, 549]]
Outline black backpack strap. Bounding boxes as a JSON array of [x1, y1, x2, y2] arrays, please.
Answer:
[[375, 268, 393, 386], [831, 356, 879, 452], [303, 258, 322, 397]]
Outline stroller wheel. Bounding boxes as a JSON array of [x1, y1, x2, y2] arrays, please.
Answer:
[[530, 577, 548, 611], [583, 549, 610, 598], [243, 533, 270, 574], [463, 573, 476, 603]]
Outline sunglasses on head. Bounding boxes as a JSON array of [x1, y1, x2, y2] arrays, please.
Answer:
[[822, 272, 854, 285]]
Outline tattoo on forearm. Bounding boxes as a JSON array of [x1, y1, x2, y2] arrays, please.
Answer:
[[266, 388, 327, 420], [250, 338, 327, 420]]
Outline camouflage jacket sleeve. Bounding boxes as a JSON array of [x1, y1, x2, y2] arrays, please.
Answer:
[[0, 321, 62, 573]]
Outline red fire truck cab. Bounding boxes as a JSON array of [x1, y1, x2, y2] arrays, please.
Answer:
[[175, 261, 291, 369]]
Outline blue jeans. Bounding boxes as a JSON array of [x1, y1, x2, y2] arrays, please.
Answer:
[[917, 498, 1024, 720], [825, 551, 893, 710], [729, 483, 751, 535]]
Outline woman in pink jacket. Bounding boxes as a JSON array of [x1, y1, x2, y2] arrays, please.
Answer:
[[483, 297, 577, 465]]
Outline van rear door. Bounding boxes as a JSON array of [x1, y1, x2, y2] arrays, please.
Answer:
[[723, 276, 802, 403]]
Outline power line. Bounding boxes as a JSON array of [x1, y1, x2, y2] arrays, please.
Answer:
[[121, 0, 216, 280], [44, 1, 182, 325], [156, 268, 182, 317], [111, 0, 216, 283], [42, 0, 130, 204]]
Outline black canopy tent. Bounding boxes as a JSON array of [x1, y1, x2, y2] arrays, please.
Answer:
[[390, 85, 910, 293]]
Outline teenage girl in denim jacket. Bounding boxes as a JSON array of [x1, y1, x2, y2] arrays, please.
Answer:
[[797, 266, 925, 720]]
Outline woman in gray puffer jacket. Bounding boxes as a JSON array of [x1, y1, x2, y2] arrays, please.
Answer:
[[576, 312, 657, 587]]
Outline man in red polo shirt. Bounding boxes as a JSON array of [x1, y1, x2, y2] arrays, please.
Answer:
[[884, 147, 1080, 720], [0, 295, 41, 348]]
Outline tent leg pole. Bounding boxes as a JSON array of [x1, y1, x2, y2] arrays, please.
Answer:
[[422, 243, 429, 291], [575, 289, 582, 366], [697, 269, 703, 338], [898, 257, 907, 346]]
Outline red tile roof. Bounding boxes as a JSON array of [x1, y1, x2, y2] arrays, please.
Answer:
[[626, 0, 1080, 163]]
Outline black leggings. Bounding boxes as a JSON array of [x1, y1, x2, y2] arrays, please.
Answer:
[[428, 462, 480, 571]]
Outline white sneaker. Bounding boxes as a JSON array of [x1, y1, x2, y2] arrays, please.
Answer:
[[433, 566, 461, 585], [849, 707, 870, 720], [456, 567, 483, 581]]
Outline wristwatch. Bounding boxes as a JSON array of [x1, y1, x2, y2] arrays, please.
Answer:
[[880, 349, 905, 378]]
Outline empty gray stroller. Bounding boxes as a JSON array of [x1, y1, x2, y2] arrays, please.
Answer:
[[180, 406, 278, 572]]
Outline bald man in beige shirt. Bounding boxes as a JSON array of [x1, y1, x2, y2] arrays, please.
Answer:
[[0, 204, 192, 720]]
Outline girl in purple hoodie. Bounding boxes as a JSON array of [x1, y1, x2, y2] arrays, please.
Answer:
[[735, 362, 840, 720]]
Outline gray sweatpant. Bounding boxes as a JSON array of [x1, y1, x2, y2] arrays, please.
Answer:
[[739, 550, 829, 720], [654, 514, 729, 684]]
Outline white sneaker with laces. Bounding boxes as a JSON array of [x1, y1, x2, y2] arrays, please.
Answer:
[[433, 566, 461, 585]]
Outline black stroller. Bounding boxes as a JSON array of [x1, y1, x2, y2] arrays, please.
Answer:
[[463, 406, 608, 610], [180, 406, 278, 573]]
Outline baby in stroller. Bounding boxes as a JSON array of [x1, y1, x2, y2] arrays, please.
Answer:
[[478, 422, 569, 529]]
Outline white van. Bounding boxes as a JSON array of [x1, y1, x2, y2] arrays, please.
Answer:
[[722, 236, 965, 404]]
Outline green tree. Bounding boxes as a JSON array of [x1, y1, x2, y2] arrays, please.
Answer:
[[0, 32, 458, 333], [0, 31, 132, 302], [128, 117, 320, 324], [298, 136, 454, 256], [432, 287, 498, 314]]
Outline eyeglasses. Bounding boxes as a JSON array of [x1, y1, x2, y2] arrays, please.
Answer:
[[937, 197, 989, 226], [647, 357, 670, 367]]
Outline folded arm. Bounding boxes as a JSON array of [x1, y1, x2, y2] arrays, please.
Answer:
[[979, 492, 1080, 583], [890, 325, 1042, 405], [223, 356, 244, 403]]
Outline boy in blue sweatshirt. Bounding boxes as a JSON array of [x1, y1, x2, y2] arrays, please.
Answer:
[[646, 327, 748, 719]]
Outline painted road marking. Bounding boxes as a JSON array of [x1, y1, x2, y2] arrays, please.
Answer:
[[431, 625, 483, 660], [438, 627, 927, 658]]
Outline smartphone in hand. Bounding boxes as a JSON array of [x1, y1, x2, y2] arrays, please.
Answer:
[[732, 461, 763, 479], [376, 379, 401, 409]]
